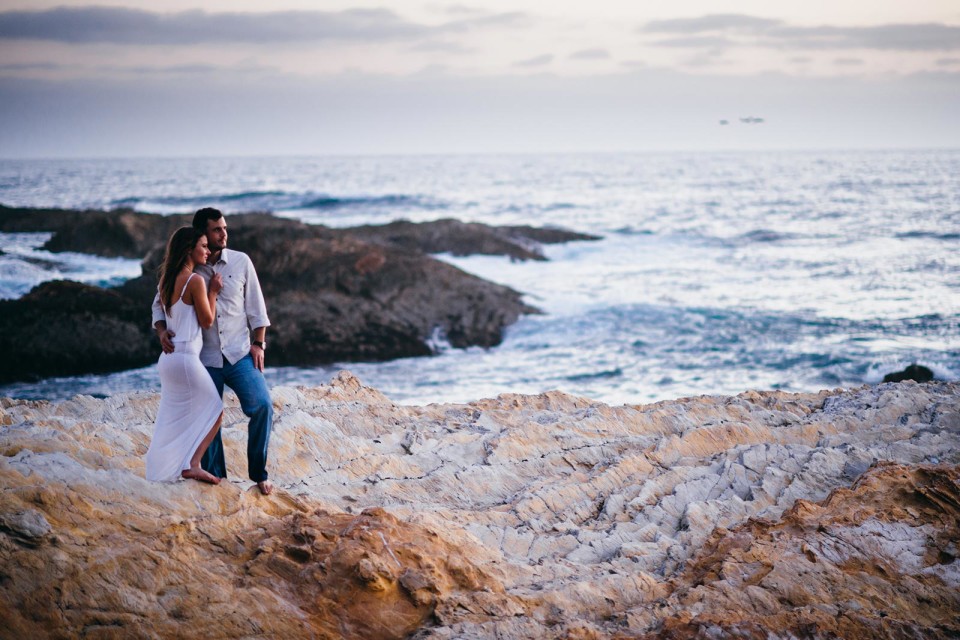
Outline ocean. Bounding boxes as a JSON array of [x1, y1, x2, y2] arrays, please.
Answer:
[[1, 150, 957, 404]]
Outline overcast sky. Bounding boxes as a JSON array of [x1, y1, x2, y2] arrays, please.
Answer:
[[0, 0, 958, 157]]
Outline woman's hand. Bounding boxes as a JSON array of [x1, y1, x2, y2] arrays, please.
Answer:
[[192, 274, 220, 329], [209, 273, 224, 295]]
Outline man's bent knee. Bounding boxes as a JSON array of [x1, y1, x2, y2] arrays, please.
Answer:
[[245, 399, 273, 420]]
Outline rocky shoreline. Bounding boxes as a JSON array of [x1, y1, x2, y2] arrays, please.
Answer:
[[1, 377, 957, 638], [0, 206, 598, 383]]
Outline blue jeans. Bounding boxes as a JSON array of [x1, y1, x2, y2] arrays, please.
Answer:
[[201, 354, 273, 482]]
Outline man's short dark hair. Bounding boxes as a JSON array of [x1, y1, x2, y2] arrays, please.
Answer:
[[193, 207, 223, 231]]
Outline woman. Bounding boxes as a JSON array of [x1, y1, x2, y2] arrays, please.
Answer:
[[145, 227, 224, 484]]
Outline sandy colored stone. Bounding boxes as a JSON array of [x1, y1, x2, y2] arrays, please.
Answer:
[[1, 376, 958, 638]]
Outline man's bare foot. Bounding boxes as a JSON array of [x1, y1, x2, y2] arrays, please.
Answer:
[[182, 467, 220, 485], [256, 480, 273, 495]]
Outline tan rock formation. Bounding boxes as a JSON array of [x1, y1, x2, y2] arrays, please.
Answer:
[[630, 463, 960, 638], [1, 374, 958, 638]]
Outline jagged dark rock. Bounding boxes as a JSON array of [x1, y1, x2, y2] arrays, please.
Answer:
[[345, 218, 600, 261], [43, 210, 188, 258], [0, 205, 189, 258], [0, 206, 600, 262], [0, 204, 89, 232], [0, 280, 157, 382], [220, 220, 538, 364], [0, 212, 550, 383], [883, 364, 935, 383]]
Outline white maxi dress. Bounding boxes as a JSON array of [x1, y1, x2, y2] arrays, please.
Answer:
[[145, 274, 223, 482]]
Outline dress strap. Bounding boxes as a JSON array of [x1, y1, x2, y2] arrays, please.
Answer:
[[178, 273, 195, 299]]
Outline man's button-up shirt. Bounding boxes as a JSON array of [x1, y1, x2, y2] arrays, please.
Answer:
[[152, 248, 270, 368]]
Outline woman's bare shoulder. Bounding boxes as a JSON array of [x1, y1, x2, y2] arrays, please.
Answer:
[[182, 272, 206, 305]]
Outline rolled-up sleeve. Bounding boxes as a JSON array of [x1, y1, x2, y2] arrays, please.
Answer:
[[244, 258, 270, 330], [151, 289, 165, 327]]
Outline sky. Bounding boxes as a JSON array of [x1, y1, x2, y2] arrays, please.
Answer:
[[0, 1, 958, 157]]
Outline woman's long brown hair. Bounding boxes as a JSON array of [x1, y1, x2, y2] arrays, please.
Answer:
[[158, 226, 204, 312]]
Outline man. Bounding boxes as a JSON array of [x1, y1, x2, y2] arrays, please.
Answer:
[[153, 207, 274, 495]]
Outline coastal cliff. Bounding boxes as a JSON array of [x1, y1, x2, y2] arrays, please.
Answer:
[[1, 377, 958, 638]]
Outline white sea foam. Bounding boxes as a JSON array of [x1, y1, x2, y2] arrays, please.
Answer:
[[0, 232, 141, 299]]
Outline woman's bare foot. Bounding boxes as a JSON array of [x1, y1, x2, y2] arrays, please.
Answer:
[[256, 480, 273, 495], [182, 467, 220, 485]]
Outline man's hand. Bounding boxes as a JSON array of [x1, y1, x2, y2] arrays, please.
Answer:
[[158, 328, 176, 354], [251, 344, 265, 371]]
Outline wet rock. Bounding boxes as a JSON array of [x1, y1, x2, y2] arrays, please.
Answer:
[[139, 217, 538, 360], [42, 210, 187, 258], [0, 204, 90, 232], [0, 280, 157, 382], [883, 364, 934, 383], [0, 215, 538, 382], [0, 205, 598, 262], [347, 218, 600, 261], [0, 204, 188, 258]]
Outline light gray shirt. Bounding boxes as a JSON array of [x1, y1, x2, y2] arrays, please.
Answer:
[[152, 248, 270, 368]]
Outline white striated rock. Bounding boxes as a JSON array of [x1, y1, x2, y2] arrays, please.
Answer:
[[0, 376, 958, 638]]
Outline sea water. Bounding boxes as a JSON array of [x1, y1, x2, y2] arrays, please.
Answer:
[[1, 150, 957, 404]]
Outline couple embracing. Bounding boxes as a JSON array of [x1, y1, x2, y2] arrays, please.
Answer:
[[144, 207, 274, 495]]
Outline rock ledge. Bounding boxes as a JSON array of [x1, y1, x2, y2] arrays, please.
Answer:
[[1, 378, 958, 638]]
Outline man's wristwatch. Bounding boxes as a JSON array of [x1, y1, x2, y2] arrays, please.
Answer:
[[252, 340, 266, 350]]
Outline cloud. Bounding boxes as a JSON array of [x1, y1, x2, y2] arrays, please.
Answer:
[[513, 54, 553, 67], [937, 57, 960, 66], [641, 14, 960, 52], [653, 36, 738, 49], [121, 63, 275, 76], [642, 14, 781, 34], [444, 11, 530, 31], [432, 4, 488, 16], [569, 48, 610, 60], [408, 41, 474, 54], [0, 62, 64, 72], [770, 24, 960, 51], [833, 57, 865, 66], [0, 6, 528, 46], [0, 60, 275, 77], [682, 53, 734, 68], [121, 63, 219, 74], [0, 6, 423, 44]]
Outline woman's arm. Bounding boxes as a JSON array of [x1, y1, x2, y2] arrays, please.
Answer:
[[188, 274, 221, 329]]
